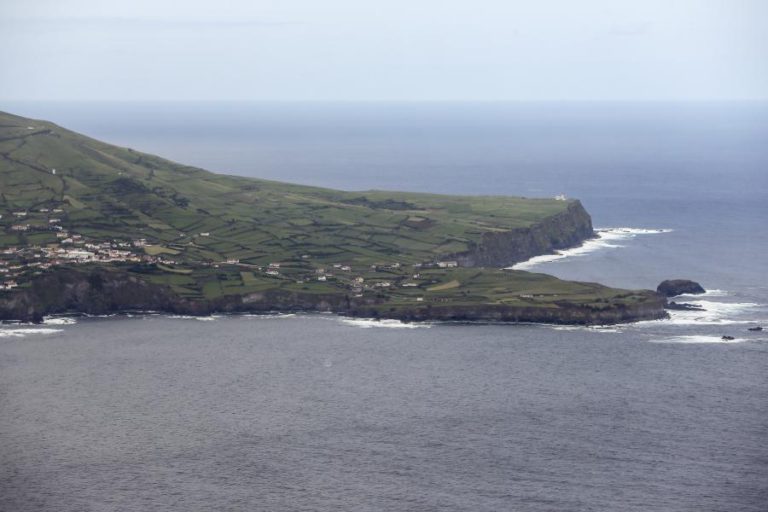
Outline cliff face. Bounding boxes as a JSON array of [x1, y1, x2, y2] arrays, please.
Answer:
[[0, 269, 184, 323], [453, 201, 595, 267], [0, 267, 667, 326], [350, 293, 668, 325], [0, 268, 369, 323]]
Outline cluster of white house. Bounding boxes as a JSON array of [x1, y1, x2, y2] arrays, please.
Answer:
[[0, 233, 170, 290]]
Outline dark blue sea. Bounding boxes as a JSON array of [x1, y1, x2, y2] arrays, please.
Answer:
[[1, 102, 767, 511]]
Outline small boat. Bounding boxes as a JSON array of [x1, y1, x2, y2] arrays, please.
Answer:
[[721, 335, 735, 341], [747, 326, 763, 332]]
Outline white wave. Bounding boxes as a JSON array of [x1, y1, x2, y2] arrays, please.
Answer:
[[675, 289, 729, 299], [667, 301, 762, 326], [649, 335, 750, 344], [165, 314, 221, 321], [0, 328, 63, 338], [340, 318, 431, 329], [700, 289, 729, 297], [550, 325, 623, 333], [634, 300, 765, 327], [43, 317, 77, 325], [241, 313, 297, 319], [195, 315, 221, 322], [510, 227, 673, 270]]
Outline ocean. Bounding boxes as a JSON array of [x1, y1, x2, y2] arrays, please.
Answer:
[[1, 102, 767, 511]]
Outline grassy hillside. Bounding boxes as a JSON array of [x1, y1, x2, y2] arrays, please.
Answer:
[[0, 110, 567, 266], [0, 109, 665, 323]]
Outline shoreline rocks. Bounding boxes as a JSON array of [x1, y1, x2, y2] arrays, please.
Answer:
[[0, 267, 669, 326]]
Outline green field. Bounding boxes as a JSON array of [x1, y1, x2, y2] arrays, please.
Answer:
[[0, 110, 660, 317]]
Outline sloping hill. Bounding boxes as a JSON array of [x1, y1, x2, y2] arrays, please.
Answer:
[[0, 110, 590, 267], [0, 110, 666, 324]]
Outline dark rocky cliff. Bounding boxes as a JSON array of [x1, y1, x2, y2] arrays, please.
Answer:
[[350, 294, 668, 325], [452, 201, 595, 267], [0, 267, 667, 325], [0, 268, 364, 324]]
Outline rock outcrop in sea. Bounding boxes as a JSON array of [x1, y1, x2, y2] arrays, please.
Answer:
[[656, 279, 706, 297]]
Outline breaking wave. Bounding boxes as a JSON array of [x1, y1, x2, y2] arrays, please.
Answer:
[[339, 318, 432, 329], [636, 300, 764, 327], [649, 335, 754, 344], [510, 227, 673, 270], [43, 317, 78, 325], [165, 315, 221, 321], [0, 328, 64, 338]]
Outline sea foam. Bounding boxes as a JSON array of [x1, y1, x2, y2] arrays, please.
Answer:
[[649, 335, 752, 344], [339, 318, 431, 329], [665, 301, 762, 326], [166, 314, 221, 321], [0, 328, 64, 338], [510, 227, 673, 270], [43, 317, 78, 325]]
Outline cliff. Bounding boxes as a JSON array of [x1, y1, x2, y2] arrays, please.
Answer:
[[0, 267, 667, 325], [451, 201, 595, 267]]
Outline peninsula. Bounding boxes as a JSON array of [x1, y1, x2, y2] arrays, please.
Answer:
[[0, 111, 666, 324]]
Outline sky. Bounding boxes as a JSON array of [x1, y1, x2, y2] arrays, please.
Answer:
[[1, 0, 766, 102]]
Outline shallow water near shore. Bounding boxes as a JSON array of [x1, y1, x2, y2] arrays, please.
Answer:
[[2, 101, 767, 511]]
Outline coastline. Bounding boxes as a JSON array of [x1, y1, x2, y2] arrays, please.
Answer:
[[0, 266, 668, 326]]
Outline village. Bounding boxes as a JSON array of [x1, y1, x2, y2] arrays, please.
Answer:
[[1, 208, 461, 297]]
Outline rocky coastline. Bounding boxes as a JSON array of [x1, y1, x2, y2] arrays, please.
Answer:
[[0, 266, 668, 325]]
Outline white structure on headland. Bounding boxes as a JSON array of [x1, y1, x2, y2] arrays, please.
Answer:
[[555, 194, 567, 201]]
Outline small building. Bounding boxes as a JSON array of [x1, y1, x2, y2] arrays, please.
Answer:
[[437, 261, 458, 268]]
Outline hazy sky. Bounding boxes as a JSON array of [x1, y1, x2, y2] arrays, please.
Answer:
[[1, 0, 766, 101]]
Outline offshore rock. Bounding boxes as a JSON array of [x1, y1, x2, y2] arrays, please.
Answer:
[[657, 280, 706, 297]]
